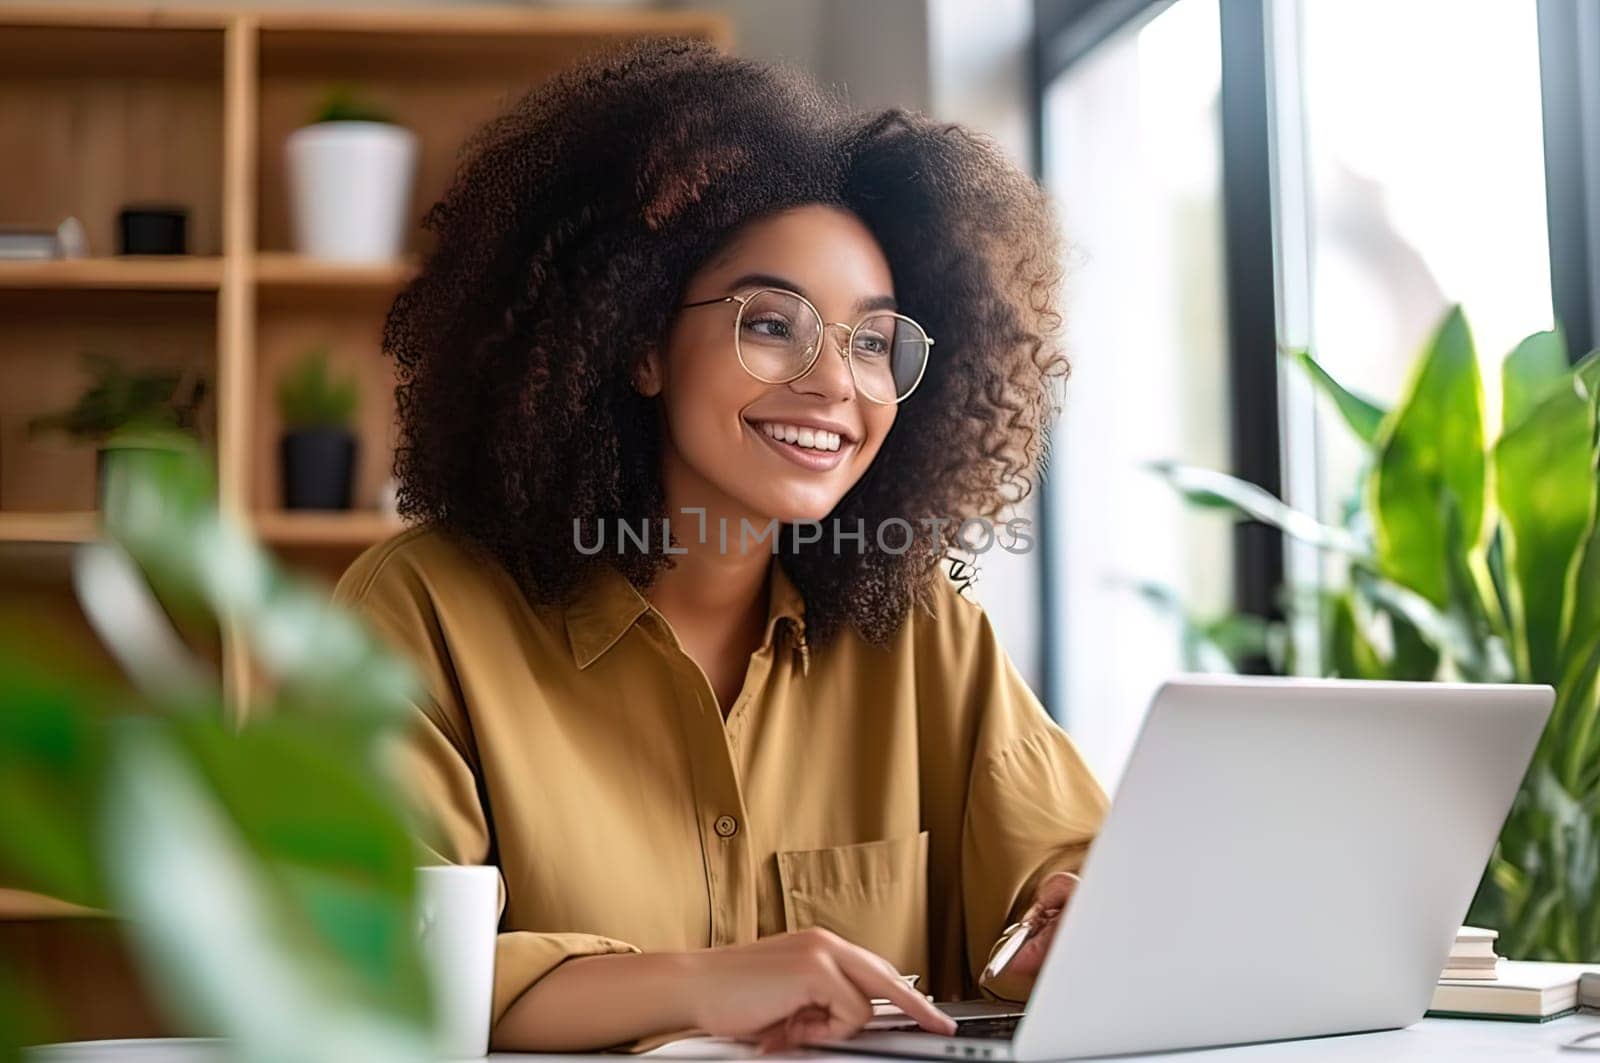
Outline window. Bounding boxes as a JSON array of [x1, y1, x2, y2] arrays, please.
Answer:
[[1036, 0, 1567, 789], [1040, 0, 1231, 786], [1294, 0, 1553, 526]]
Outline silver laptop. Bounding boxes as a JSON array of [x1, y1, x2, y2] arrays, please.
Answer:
[[832, 675, 1552, 1061]]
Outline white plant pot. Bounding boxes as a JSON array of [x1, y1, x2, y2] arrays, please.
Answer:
[[285, 121, 418, 262]]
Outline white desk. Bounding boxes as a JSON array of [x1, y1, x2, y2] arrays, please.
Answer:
[[25, 1017, 1600, 1062]]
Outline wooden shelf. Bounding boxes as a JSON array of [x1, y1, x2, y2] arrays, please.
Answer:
[[254, 252, 416, 291], [254, 510, 405, 548], [0, 257, 223, 292], [0, 509, 405, 550], [254, 7, 733, 37], [0, 511, 99, 544]]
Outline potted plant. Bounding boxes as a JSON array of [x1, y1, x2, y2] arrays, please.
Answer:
[[277, 346, 359, 510], [27, 352, 207, 504], [1146, 306, 1600, 962], [285, 85, 418, 261]]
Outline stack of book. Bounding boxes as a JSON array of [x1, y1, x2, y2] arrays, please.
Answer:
[[1429, 926, 1600, 1022], [1440, 925, 1499, 980]]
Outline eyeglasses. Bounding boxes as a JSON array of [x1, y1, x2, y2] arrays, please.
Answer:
[[679, 287, 934, 405]]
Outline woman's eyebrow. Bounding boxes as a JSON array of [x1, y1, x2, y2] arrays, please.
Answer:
[[723, 272, 899, 315]]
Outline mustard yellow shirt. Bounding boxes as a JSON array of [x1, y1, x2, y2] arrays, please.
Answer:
[[333, 526, 1108, 1039]]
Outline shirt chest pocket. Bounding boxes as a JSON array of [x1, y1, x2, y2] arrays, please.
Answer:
[[776, 830, 930, 984]]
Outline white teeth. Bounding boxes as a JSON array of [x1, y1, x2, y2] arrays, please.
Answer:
[[757, 422, 845, 452]]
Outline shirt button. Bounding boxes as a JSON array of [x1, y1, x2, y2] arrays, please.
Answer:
[[714, 815, 739, 838]]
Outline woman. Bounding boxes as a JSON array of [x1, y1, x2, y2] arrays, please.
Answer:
[[334, 37, 1107, 1054]]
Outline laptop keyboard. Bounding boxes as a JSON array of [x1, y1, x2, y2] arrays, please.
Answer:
[[874, 1014, 1023, 1041], [951, 1015, 1023, 1040]]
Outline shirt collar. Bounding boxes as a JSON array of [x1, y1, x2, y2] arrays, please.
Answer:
[[566, 559, 808, 671]]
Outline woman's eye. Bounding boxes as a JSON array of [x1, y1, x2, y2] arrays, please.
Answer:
[[852, 333, 890, 357], [744, 316, 794, 339]]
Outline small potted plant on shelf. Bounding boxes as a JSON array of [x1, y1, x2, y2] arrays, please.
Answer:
[[27, 352, 208, 505], [277, 345, 360, 511], [285, 85, 418, 262]]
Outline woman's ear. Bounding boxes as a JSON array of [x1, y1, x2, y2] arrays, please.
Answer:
[[634, 347, 663, 397]]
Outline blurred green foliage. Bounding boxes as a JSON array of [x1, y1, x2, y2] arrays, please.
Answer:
[[0, 437, 434, 1061], [27, 353, 206, 444], [311, 85, 397, 127], [277, 346, 359, 431], [1149, 306, 1600, 961]]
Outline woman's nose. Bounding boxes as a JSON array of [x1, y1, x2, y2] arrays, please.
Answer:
[[794, 324, 857, 401]]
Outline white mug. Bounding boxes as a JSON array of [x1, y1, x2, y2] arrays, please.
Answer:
[[416, 865, 499, 1059]]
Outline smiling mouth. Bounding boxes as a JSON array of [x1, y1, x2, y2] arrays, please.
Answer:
[[749, 420, 847, 451], [744, 418, 856, 471]]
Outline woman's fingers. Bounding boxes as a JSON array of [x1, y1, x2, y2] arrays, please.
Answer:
[[756, 1006, 829, 1054], [1034, 870, 1080, 910], [756, 999, 859, 1054], [828, 942, 957, 1036], [1001, 871, 1080, 979], [713, 928, 956, 1050], [1004, 917, 1060, 977]]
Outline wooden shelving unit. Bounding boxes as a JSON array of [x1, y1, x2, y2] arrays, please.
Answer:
[[254, 509, 406, 547], [0, 257, 226, 291], [253, 251, 417, 291], [0, 4, 733, 713], [0, 510, 99, 544]]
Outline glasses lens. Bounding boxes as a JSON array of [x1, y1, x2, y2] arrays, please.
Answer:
[[736, 290, 822, 382], [851, 313, 930, 402]]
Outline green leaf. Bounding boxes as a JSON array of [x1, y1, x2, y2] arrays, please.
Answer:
[[0, 643, 107, 907], [1503, 328, 1571, 433], [1124, 580, 1288, 673], [98, 725, 431, 1063], [1577, 348, 1600, 408], [0, 431, 443, 1053], [1370, 307, 1487, 606], [1147, 461, 1370, 556], [1559, 645, 1600, 793], [1328, 592, 1387, 679], [0, 961, 61, 1059], [1440, 491, 1516, 682], [1389, 613, 1444, 681], [1351, 558, 1517, 682], [100, 439, 419, 726], [1495, 381, 1592, 684], [1559, 350, 1600, 684], [312, 85, 397, 127], [1288, 348, 1388, 445]]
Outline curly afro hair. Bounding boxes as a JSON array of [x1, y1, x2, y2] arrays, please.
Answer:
[[384, 36, 1067, 647]]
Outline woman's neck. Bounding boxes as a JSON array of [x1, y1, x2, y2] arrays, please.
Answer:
[[646, 491, 774, 632], [645, 466, 781, 710]]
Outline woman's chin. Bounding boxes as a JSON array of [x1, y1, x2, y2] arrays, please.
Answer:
[[722, 489, 841, 531], [765, 502, 841, 529]]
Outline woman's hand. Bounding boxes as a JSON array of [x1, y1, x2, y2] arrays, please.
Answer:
[[994, 871, 1080, 983], [685, 927, 957, 1053]]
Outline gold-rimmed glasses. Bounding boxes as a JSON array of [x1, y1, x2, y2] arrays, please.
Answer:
[[679, 287, 934, 405]]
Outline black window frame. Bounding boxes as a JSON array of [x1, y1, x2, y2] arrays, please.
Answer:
[[1031, 0, 1285, 713], [1538, 0, 1600, 361]]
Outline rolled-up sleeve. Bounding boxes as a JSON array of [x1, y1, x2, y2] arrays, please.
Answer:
[[336, 550, 641, 1033], [953, 608, 1108, 1003]]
